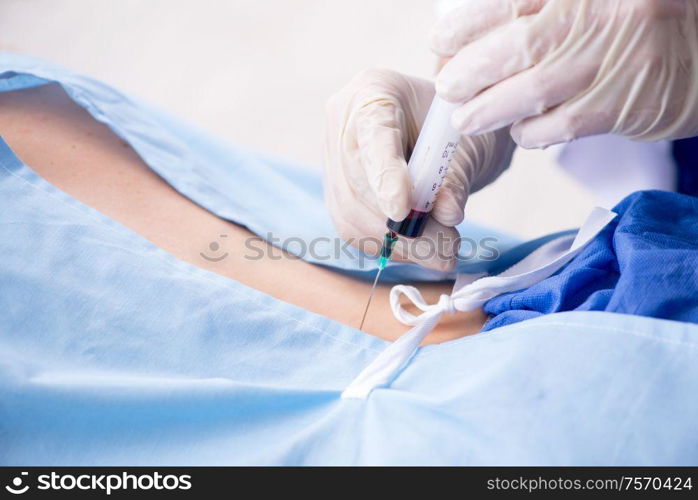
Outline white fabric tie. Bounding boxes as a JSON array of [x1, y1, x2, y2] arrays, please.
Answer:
[[390, 288, 458, 325], [342, 207, 618, 400]]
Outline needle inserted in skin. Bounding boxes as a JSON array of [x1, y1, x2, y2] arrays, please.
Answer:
[[359, 268, 383, 331], [358, 231, 398, 331]]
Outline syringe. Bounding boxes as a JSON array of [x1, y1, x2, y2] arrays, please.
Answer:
[[359, 96, 461, 330]]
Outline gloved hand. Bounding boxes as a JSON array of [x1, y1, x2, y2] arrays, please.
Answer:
[[324, 68, 515, 271], [431, 0, 698, 148]]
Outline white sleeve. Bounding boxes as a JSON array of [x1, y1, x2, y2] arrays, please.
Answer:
[[550, 137, 676, 208]]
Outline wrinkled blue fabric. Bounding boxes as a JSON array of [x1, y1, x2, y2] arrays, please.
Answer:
[[1, 54, 697, 465], [484, 191, 698, 331]]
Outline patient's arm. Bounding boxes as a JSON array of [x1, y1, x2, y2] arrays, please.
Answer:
[[0, 84, 486, 344]]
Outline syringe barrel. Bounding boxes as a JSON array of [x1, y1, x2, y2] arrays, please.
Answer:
[[387, 96, 461, 238]]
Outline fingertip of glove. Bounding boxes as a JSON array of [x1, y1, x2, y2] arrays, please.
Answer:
[[374, 163, 411, 221], [380, 198, 411, 222], [431, 207, 465, 228], [429, 23, 458, 58], [510, 121, 548, 149], [434, 74, 462, 104]]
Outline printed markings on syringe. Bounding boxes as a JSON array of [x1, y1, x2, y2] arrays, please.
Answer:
[[442, 142, 457, 159], [416, 142, 459, 212], [430, 142, 458, 193]]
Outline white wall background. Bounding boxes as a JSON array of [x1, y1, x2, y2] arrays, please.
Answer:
[[0, 0, 596, 239]]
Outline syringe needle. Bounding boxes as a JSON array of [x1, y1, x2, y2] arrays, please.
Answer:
[[359, 97, 459, 331], [358, 231, 397, 331], [359, 268, 382, 331]]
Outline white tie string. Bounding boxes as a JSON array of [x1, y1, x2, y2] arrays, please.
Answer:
[[342, 207, 618, 400], [389, 285, 458, 326]]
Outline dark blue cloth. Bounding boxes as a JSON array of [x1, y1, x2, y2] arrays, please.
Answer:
[[672, 137, 698, 196], [483, 190, 698, 330]]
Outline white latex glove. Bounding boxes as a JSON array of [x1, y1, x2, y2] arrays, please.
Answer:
[[431, 0, 698, 148], [324, 68, 515, 271]]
